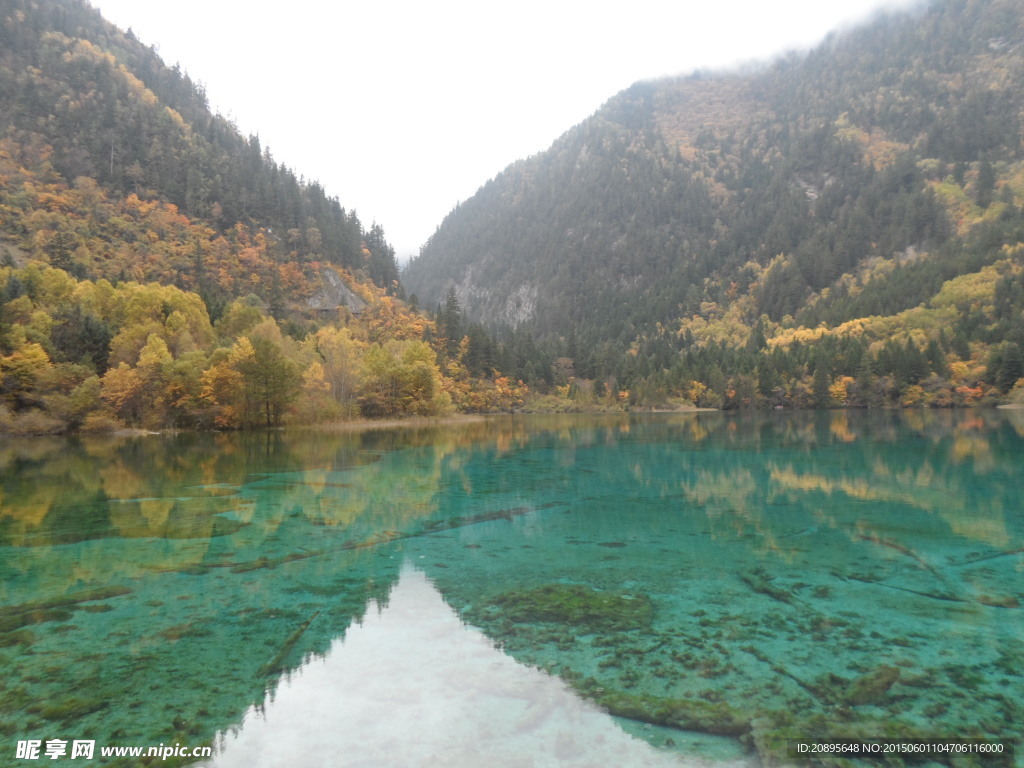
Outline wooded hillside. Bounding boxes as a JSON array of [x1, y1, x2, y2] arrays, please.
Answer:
[[404, 0, 1024, 409], [0, 0, 529, 433]]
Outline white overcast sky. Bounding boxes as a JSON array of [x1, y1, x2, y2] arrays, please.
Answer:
[[91, 0, 917, 261]]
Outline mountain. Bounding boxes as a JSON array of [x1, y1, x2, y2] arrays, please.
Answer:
[[0, 0, 400, 306], [0, 0, 529, 434], [404, 0, 1024, 408]]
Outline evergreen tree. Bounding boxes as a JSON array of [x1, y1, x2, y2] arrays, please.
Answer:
[[951, 331, 971, 361], [925, 338, 950, 378], [995, 342, 1024, 392], [746, 319, 767, 353], [51, 305, 112, 373], [237, 337, 300, 427], [812, 351, 832, 409], [976, 159, 996, 209], [439, 287, 462, 357], [756, 357, 782, 400]]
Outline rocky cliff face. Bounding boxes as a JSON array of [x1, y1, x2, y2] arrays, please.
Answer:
[[307, 267, 368, 314]]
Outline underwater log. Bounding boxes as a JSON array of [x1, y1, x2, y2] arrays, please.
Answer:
[[259, 611, 321, 677]]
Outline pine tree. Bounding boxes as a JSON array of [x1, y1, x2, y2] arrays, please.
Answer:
[[812, 352, 832, 409], [995, 342, 1024, 392], [925, 338, 949, 378], [439, 287, 462, 357]]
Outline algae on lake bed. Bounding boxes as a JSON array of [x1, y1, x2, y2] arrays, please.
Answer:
[[483, 583, 654, 630], [2, 412, 1022, 767]]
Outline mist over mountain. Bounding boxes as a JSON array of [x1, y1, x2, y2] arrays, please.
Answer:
[[404, 0, 1024, 407]]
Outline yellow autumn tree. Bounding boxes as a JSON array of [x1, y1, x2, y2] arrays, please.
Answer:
[[359, 340, 451, 418], [200, 335, 299, 428], [294, 360, 342, 423], [441, 336, 473, 411], [1, 341, 55, 409], [99, 363, 143, 423], [829, 376, 855, 407], [304, 326, 364, 414], [200, 339, 254, 428], [99, 332, 174, 426]]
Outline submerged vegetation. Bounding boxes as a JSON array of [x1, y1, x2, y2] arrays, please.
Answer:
[[483, 583, 654, 630], [2, 0, 1022, 763], [0, 411, 1020, 763]]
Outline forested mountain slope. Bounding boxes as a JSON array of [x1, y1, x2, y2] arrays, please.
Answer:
[[404, 0, 1024, 408], [0, 0, 528, 433], [0, 0, 401, 302]]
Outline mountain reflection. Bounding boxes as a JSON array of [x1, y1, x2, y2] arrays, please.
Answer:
[[1, 411, 1019, 555], [199, 566, 744, 768], [0, 411, 1020, 765]]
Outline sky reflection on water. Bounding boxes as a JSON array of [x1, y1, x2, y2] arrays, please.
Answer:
[[1, 411, 1021, 766], [199, 566, 745, 768]]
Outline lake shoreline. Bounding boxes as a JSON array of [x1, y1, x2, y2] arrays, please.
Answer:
[[298, 405, 720, 432], [92, 407, 720, 439], [22, 402, 1020, 439]]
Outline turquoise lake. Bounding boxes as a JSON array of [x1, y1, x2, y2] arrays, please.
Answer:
[[0, 410, 1022, 766]]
